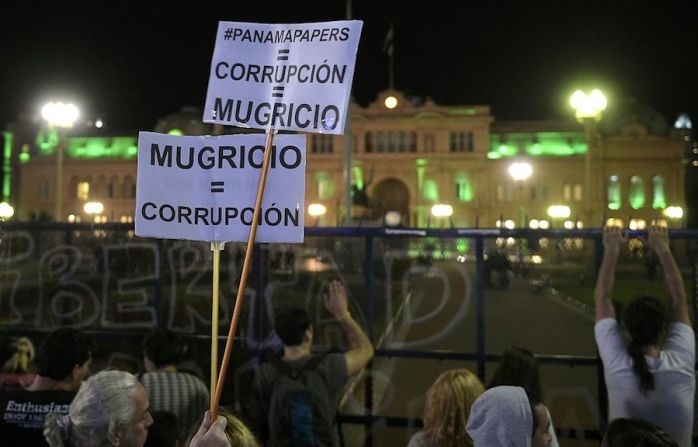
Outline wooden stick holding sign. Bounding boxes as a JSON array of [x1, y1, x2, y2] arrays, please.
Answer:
[[211, 130, 276, 418], [210, 240, 224, 411]]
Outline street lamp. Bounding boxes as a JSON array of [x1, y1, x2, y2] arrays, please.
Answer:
[[0, 202, 14, 220], [664, 206, 684, 227], [308, 203, 327, 226], [429, 203, 453, 228], [384, 210, 401, 227], [42, 101, 80, 221], [384, 95, 398, 109], [84, 201, 104, 222], [547, 204, 571, 228], [509, 161, 532, 227], [569, 89, 606, 225]]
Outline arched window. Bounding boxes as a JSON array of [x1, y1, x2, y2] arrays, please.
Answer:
[[77, 181, 90, 201], [628, 176, 645, 209], [94, 176, 108, 199], [123, 176, 134, 199], [108, 176, 119, 199], [652, 176, 667, 209], [607, 175, 621, 210]]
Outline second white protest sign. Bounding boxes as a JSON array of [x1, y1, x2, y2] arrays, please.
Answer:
[[135, 132, 305, 243]]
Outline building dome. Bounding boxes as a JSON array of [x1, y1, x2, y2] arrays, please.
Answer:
[[599, 98, 669, 136]]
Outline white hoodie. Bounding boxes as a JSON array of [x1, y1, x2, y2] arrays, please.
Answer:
[[466, 386, 532, 447]]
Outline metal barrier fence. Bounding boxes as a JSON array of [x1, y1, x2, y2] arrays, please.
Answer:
[[1, 222, 696, 445]]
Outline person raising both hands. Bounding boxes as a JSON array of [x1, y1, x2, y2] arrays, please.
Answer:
[[594, 225, 694, 447]]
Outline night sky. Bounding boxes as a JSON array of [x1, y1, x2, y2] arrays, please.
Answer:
[[1, 1, 697, 131]]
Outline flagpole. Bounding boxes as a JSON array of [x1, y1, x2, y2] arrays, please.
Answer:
[[386, 22, 394, 89]]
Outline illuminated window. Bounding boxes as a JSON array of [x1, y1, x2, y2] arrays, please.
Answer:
[[652, 176, 666, 209], [455, 176, 473, 202], [423, 180, 439, 201], [607, 175, 621, 210], [629, 176, 645, 209], [564, 183, 583, 201], [629, 219, 646, 230], [606, 218, 624, 227], [77, 182, 90, 201], [315, 173, 332, 200]]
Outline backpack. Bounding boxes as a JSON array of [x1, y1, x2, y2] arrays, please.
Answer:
[[266, 354, 334, 447]]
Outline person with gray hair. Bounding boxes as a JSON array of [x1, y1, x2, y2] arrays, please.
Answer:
[[44, 370, 153, 447]]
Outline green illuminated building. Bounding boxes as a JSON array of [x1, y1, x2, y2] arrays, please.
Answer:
[[1, 93, 687, 228]]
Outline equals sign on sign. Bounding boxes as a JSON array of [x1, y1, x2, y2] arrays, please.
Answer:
[[277, 49, 289, 61], [211, 181, 224, 193], [272, 86, 285, 98]]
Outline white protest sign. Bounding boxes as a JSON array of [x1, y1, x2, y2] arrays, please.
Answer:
[[135, 132, 305, 243], [203, 20, 363, 135]]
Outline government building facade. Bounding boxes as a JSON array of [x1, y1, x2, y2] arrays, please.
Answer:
[[1, 89, 688, 230]]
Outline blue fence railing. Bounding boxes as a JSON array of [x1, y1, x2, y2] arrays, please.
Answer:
[[1, 222, 697, 444]]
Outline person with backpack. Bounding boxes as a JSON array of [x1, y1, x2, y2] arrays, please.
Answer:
[[252, 280, 374, 447]]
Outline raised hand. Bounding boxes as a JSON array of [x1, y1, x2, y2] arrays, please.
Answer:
[[602, 225, 625, 256], [323, 280, 349, 319], [647, 225, 671, 256]]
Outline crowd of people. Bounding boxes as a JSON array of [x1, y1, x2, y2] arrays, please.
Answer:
[[0, 225, 693, 446]]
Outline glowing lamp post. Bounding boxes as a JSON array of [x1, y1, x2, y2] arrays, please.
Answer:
[[547, 205, 571, 228], [429, 203, 453, 228], [664, 206, 684, 227], [508, 162, 533, 182], [384, 95, 398, 109], [570, 89, 607, 120], [83, 201, 104, 222], [509, 161, 532, 227], [308, 203, 327, 227], [0, 202, 15, 220], [569, 89, 606, 224], [42, 101, 80, 221], [384, 210, 402, 227]]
